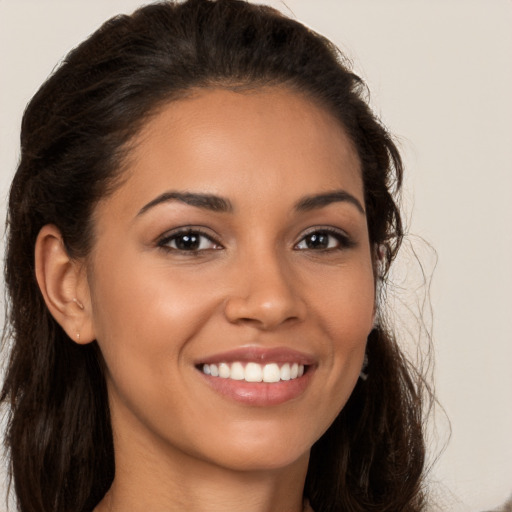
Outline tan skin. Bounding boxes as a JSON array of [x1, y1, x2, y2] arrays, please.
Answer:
[[35, 88, 375, 512]]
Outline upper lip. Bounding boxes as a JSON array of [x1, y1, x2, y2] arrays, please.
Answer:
[[196, 346, 316, 366]]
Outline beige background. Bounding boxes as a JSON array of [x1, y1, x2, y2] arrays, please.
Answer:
[[1, 1, 511, 510]]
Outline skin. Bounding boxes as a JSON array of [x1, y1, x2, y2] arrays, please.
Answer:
[[37, 87, 375, 511]]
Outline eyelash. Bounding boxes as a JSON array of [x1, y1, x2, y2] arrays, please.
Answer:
[[157, 226, 354, 255], [157, 228, 221, 254], [294, 228, 355, 252]]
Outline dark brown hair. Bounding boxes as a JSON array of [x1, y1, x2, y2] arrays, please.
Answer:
[[2, 1, 428, 510]]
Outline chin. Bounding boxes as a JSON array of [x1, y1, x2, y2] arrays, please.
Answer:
[[189, 420, 319, 473], [208, 444, 311, 473]]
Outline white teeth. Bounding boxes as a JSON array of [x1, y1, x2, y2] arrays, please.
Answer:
[[201, 362, 306, 382], [280, 363, 291, 381], [262, 363, 280, 383], [245, 362, 263, 382], [218, 362, 230, 378], [230, 362, 245, 380]]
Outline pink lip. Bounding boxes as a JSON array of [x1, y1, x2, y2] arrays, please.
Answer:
[[195, 347, 316, 407], [196, 346, 316, 366]]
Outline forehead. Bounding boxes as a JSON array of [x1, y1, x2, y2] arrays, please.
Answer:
[[99, 87, 363, 217]]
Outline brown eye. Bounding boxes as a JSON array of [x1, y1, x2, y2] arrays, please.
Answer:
[[302, 232, 331, 249], [173, 233, 202, 250], [295, 229, 354, 251], [159, 230, 220, 252]]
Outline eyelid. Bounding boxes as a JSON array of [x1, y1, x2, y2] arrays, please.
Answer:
[[156, 226, 223, 251], [294, 226, 355, 250]]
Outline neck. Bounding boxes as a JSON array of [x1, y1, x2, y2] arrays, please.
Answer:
[[97, 454, 309, 512]]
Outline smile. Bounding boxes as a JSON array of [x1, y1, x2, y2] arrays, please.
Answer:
[[196, 347, 315, 405], [202, 362, 305, 383]]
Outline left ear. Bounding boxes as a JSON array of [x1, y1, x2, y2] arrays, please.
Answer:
[[35, 224, 96, 344]]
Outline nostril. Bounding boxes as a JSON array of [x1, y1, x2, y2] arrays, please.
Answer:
[[223, 292, 306, 330]]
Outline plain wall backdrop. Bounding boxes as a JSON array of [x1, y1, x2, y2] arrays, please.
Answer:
[[1, 1, 511, 510]]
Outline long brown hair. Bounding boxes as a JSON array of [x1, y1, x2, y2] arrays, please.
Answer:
[[2, 1, 429, 510]]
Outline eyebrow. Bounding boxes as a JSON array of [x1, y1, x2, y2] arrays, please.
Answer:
[[137, 189, 365, 217], [295, 190, 365, 215], [137, 191, 233, 216]]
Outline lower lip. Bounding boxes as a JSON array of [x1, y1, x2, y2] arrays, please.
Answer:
[[198, 368, 314, 406]]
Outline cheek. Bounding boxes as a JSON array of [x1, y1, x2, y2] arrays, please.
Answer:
[[305, 260, 374, 413], [87, 257, 222, 433], [87, 251, 223, 376], [308, 257, 375, 341]]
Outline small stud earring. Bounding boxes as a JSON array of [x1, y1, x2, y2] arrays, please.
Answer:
[[76, 332, 81, 342], [72, 298, 84, 310]]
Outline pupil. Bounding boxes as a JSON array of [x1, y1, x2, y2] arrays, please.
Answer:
[[176, 234, 199, 250], [307, 233, 328, 249]]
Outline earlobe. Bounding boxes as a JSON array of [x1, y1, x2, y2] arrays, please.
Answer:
[[34, 225, 95, 344]]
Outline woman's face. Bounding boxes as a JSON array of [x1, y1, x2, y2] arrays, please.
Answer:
[[84, 87, 375, 472]]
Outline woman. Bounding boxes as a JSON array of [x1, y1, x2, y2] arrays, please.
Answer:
[[1, 1, 429, 510]]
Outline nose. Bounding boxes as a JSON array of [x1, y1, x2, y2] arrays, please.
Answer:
[[224, 252, 306, 330]]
